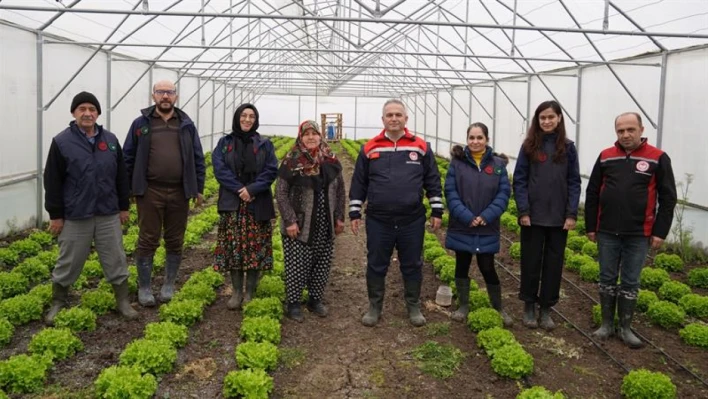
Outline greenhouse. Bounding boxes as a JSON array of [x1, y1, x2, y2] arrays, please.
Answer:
[[0, 1, 707, 398]]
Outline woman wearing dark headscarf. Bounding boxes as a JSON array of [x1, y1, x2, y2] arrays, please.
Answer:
[[276, 120, 346, 322], [212, 104, 278, 310]]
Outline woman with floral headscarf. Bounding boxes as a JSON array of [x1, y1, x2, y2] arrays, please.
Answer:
[[276, 120, 346, 321], [212, 103, 278, 310]]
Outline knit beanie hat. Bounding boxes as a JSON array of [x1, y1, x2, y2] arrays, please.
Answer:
[[70, 91, 102, 115]]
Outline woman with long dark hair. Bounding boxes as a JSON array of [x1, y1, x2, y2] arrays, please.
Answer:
[[212, 104, 278, 310], [445, 122, 512, 326], [513, 100, 581, 330]]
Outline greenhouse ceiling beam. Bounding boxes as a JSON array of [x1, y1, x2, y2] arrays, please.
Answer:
[[106, 0, 186, 52], [475, 1, 575, 124], [609, 1, 666, 52], [38, 0, 82, 31], [5, 4, 708, 39], [117, 59, 576, 77], [351, 0, 408, 18], [45, 41, 661, 68], [494, 0, 579, 67], [558, 0, 656, 128], [42, 0, 143, 111]]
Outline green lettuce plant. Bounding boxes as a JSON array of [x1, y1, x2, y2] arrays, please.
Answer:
[[119, 338, 177, 375], [240, 316, 281, 344], [144, 321, 189, 348], [678, 323, 708, 348], [53, 307, 97, 332], [620, 369, 676, 399], [222, 369, 273, 399], [94, 365, 157, 399], [28, 327, 83, 361], [490, 344, 534, 379], [235, 341, 279, 371], [467, 308, 503, 332]]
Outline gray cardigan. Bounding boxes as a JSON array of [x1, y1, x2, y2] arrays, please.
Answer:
[[276, 163, 346, 244]]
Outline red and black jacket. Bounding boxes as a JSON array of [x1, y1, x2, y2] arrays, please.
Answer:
[[585, 138, 677, 238], [349, 129, 443, 224]]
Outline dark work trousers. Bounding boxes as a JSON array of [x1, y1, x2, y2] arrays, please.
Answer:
[[518, 225, 568, 307], [136, 183, 190, 257], [454, 252, 500, 285], [365, 214, 425, 282]]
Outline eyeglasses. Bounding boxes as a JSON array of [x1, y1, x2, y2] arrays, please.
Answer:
[[154, 89, 177, 96]]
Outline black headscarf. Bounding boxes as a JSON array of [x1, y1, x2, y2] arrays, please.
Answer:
[[231, 103, 259, 185]]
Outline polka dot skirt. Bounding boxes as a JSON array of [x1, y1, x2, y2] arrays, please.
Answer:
[[283, 190, 334, 304]]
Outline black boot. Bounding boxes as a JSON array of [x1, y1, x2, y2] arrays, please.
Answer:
[[286, 302, 304, 322], [592, 291, 617, 340], [487, 284, 513, 327], [136, 256, 156, 307], [307, 298, 328, 317], [112, 280, 139, 319], [451, 278, 470, 322], [618, 294, 643, 349], [45, 282, 69, 326], [227, 270, 244, 310], [244, 270, 260, 304], [539, 306, 556, 331], [160, 253, 181, 303], [522, 301, 538, 329], [361, 275, 386, 327], [403, 279, 426, 327]]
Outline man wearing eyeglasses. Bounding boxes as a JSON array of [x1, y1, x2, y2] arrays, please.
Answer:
[[123, 80, 206, 307]]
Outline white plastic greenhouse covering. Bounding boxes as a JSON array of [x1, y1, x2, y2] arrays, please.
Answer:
[[0, 0, 707, 241]]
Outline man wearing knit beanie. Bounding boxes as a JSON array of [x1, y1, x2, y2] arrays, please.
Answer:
[[70, 91, 102, 116], [42, 91, 138, 324]]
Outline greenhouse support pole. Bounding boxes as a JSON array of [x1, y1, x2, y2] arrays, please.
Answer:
[[354, 96, 358, 140], [36, 32, 44, 228], [298, 95, 302, 131], [423, 93, 428, 142], [492, 84, 498, 150], [222, 84, 227, 136], [196, 78, 201, 130], [468, 89, 472, 126], [575, 66, 583, 151], [435, 91, 440, 153], [656, 52, 668, 149], [449, 90, 454, 146], [148, 65, 153, 106], [525, 78, 532, 132], [106, 55, 112, 131], [210, 80, 215, 150]]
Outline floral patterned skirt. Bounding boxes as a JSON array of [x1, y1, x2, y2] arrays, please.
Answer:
[[213, 206, 273, 272]]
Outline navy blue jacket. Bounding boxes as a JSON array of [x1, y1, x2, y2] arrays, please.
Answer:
[[44, 122, 130, 220], [445, 146, 510, 254], [349, 129, 443, 224], [513, 134, 581, 227], [123, 106, 205, 198], [212, 133, 278, 221]]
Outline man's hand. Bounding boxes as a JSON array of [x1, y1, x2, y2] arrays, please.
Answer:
[[119, 211, 130, 225], [430, 217, 442, 231], [587, 232, 596, 242], [194, 193, 204, 207], [563, 218, 576, 231], [519, 215, 531, 227], [335, 220, 345, 235], [238, 187, 252, 203], [650, 236, 664, 250], [286, 223, 300, 239], [49, 219, 64, 236], [351, 219, 361, 235]]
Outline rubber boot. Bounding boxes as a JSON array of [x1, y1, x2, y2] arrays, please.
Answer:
[[244, 270, 259, 304], [227, 270, 244, 310], [618, 295, 644, 349], [45, 282, 69, 326], [160, 253, 181, 303], [487, 284, 513, 327], [403, 279, 426, 327], [451, 278, 470, 322], [592, 291, 617, 340], [522, 301, 538, 329], [307, 298, 328, 317], [112, 280, 139, 319], [286, 302, 304, 322], [136, 256, 156, 307], [361, 275, 386, 327], [539, 306, 556, 331]]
